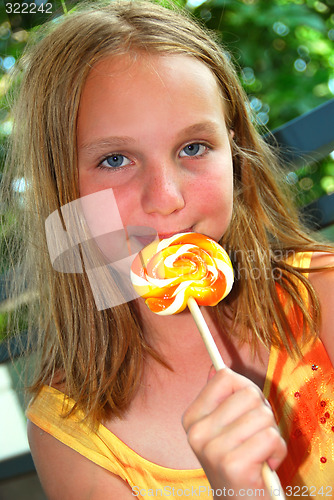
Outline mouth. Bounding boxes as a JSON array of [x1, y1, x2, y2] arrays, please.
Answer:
[[130, 227, 194, 251], [157, 227, 194, 240]]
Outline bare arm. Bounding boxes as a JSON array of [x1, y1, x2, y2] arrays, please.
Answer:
[[27, 420, 135, 500]]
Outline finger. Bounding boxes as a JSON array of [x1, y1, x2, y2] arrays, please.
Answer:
[[209, 383, 270, 431], [214, 404, 278, 452], [182, 368, 265, 432], [201, 427, 287, 489], [229, 426, 287, 476], [186, 401, 276, 457]]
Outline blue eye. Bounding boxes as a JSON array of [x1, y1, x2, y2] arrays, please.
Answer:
[[100, 154, 132, 169], [179, 143, 207, 157]]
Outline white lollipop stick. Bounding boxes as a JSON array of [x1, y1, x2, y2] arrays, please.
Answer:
[[187, 296, 286, 500], [187, 296, 226, 370]]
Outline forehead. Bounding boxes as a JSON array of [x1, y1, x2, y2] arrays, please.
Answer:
[[84, 51, 220, 88], [77, 52, 226, 143]]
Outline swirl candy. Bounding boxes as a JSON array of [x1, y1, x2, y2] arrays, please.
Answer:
[[130, 232, 234, 315]]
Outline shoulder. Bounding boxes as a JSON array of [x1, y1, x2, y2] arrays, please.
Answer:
[[27, 420, 134, 499], [308, 251, 334, 295], [310, 250, 334, 269], [308, 251, 334, 365]]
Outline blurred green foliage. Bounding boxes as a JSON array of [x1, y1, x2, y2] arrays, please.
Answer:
[[0, 305, 29, 341], [0, 0, 333, 339], [188, 0, 334, 129], [0, 311, 9, 341]]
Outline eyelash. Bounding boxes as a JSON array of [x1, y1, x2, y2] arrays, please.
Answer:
[[179, 142, 210, 158], [96, 142, 211, 171], [97, 154, 133, 172]]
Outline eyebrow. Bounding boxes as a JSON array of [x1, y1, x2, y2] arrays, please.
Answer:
[[79, 136, 135, 155], [179, 121, 221, 137], [79, 121, 221, 156]]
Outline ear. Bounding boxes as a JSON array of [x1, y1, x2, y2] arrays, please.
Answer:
[[229, 129, 235, 139]]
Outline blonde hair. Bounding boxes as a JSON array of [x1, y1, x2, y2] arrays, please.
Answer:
[[4, 0, 333, 422]]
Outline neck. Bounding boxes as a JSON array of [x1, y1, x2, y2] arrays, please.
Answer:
[[139, 297, 194, 338], [136, 298, 230, 365], [135, 298, 269, 388]]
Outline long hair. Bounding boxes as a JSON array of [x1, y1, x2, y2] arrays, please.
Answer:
[[3, 0, 333, 423]]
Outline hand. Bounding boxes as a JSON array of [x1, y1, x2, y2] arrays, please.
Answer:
[[182, 368, 287, 498]]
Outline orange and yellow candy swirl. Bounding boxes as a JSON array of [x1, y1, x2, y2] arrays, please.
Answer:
[[130, 232, 234, 315]]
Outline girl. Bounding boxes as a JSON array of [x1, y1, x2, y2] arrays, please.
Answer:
[[4, 1, 334, 498]]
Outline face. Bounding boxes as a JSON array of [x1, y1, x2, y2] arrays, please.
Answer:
[[77, 52, 233, 246]]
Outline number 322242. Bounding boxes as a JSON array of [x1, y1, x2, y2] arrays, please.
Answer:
[[5, 3, 53, 14], [286, 486, 333, 497]]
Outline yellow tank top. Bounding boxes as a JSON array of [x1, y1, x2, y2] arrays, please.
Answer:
[[26, 252, 334, 497], [26, 384, 210, 498]]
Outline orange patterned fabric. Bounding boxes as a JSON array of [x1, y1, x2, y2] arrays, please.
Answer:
[[264, 252, 334, 491], [26, 252, 334, 495]]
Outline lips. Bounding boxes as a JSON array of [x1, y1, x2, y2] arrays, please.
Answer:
[[157, 227, 194, 240], [130, 227, 194, 252]]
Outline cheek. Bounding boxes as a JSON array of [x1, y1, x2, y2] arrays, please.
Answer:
[[78, 170, 108, 198], [110, 185, 140, 226], [191, 170, 233, 216]]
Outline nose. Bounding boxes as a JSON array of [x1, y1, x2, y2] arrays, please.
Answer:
[[141, 160, 185, 216]]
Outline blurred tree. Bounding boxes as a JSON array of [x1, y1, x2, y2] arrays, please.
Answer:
[[187, 0, 334, 129]]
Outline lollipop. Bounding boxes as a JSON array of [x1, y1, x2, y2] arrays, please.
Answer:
[[130, 232, 234, 315], [131, 232, 232, 368], [131, 231, 285, 499]]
